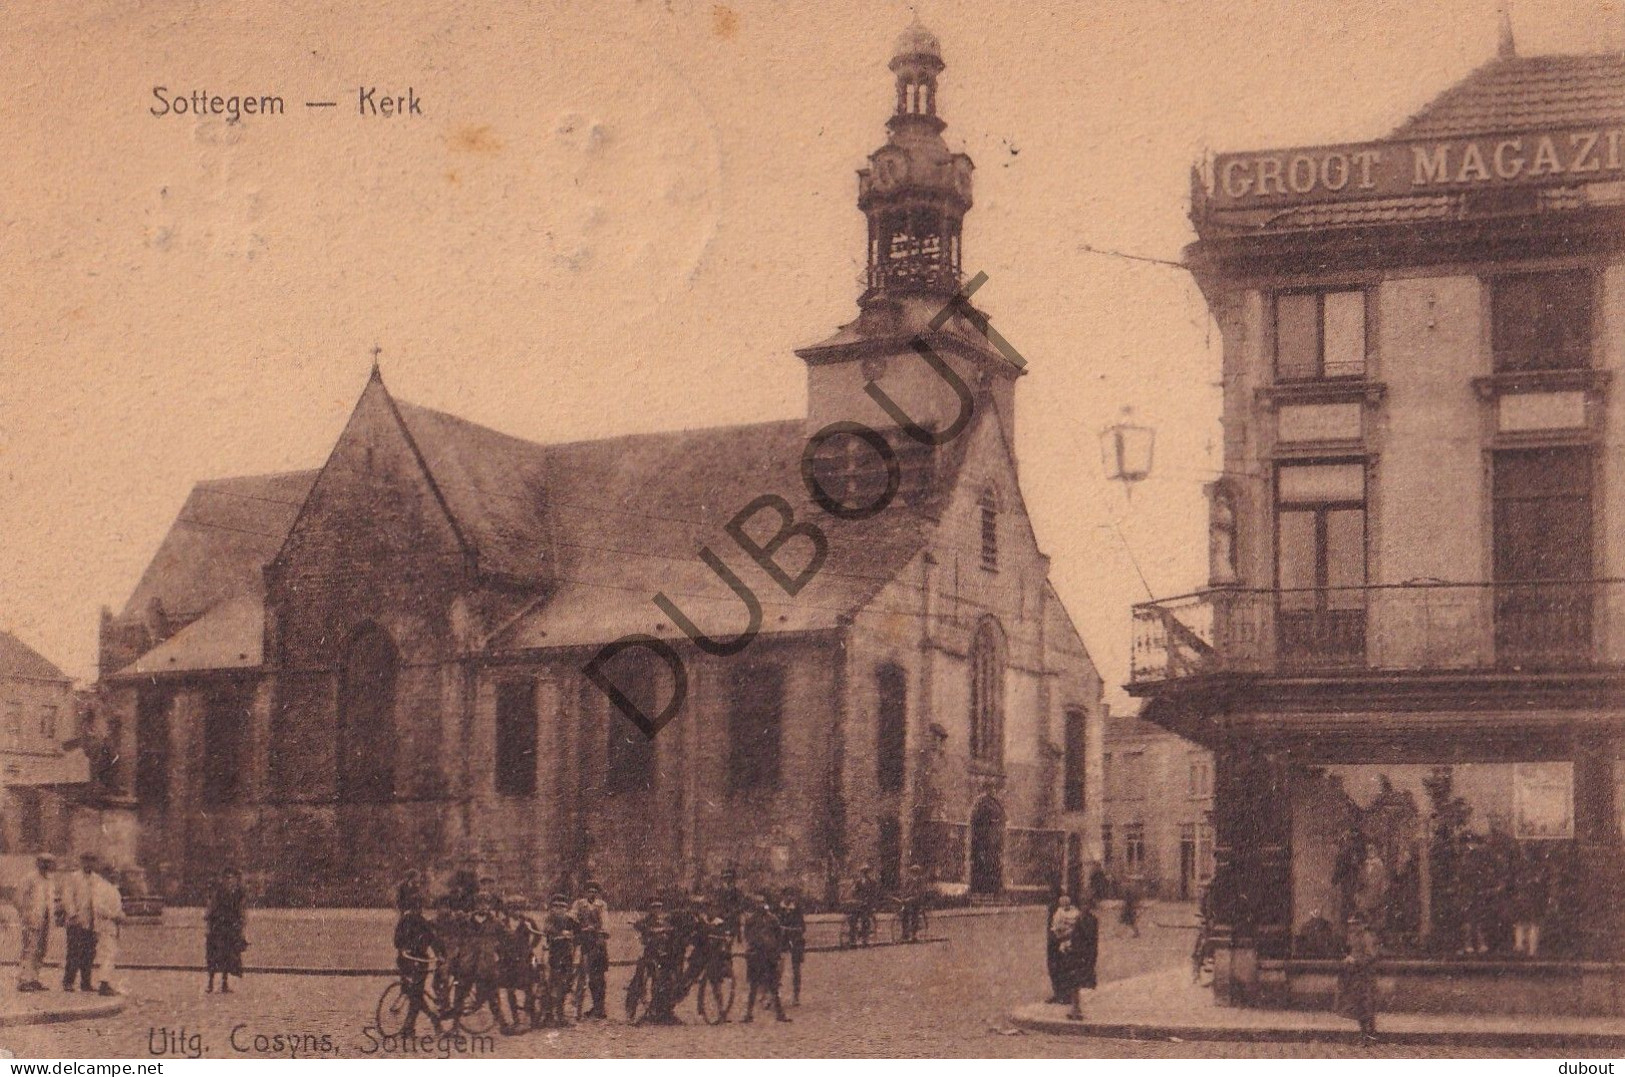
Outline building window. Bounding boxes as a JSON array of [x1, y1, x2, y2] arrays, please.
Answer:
[[1276, 461, 1367, 667], [494, 679, 538, 798], [1102, 752, 1113, 801], [1492, 271, 1591, 372], [979, 488, 999, 570], [337, 623, 397, 803], [1100, 823, 1114, 867], [1116, 750, 1146, 801], [1123, 822, 1146, 874], [15, 790, 44, 852], [876, 664, 907, 794], [4, 701, 20, 750], [1198, 822, 1215, 883], [602, 657, 657, 796], [1493, 448, 1594, 665], [1275, 289, 1366, 381], [201, 682, 251, 805], [1063, 707, 1087, 811], [135, 684, 170, 806], [39, 704, 57, 741], [968, 618, 1005, 766], [729, 663, 785, 793], [1187, 753, 1212, 798]]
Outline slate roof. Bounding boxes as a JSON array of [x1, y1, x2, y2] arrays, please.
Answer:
[[0, 630, 70, 683], [492, 415, 955, 650], [113, 381, 970, 672], [1390, 52, 1625, 140], [118, 597, 263, 677], [118, 469, 317, 622]]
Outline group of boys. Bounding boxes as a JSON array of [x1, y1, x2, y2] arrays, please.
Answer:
[[393, 870, 612, 1036], [625, 870, 807, 1026], [390, 867, 809, 1033]]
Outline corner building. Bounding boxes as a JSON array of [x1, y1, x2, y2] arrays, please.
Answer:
[[1133, 47, 1625, 1015], [97, 25, 1104, 909]]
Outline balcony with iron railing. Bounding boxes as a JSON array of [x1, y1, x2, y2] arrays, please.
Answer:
[[1129, 580, 1625, 687]]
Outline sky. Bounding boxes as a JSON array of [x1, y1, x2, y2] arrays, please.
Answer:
[[3, 0, 1622, 707]]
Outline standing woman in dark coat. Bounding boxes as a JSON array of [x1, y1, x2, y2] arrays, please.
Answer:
[[1059, 899, 1099, 1021], [205, 868, 248, 993]]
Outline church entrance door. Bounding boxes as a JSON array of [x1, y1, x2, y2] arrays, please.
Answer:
[[969, 798, 1004, 896]]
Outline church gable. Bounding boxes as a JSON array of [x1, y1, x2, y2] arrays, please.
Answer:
[[267, 373, 474, 669]]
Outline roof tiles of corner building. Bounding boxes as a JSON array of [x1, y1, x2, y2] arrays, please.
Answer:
[[117, 469, 318, 623], [0, 630, 71, 683], [1388, 52, 1625, 141]]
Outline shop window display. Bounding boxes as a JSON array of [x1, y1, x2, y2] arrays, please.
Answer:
[[1291, 762, 1611, 961]]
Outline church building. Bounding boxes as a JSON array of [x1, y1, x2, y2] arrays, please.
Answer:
[[97, 24, 1104, 907]]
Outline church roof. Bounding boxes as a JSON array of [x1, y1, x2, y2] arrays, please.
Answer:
[[0, 630, 70, 683], [117, 596, 263, 677], [492, 415, 953, 650], [117, 469, 317, 623], [111, 384, 971, 673]]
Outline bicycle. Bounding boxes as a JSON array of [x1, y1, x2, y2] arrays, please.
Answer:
[[693, 933, 736, 1025], [842, 904, 877, 948], [571, 929, 608, 1020], [888, 897, 930, 944], [375, 953, 445, 1038], [624, 947, 660, 1024]]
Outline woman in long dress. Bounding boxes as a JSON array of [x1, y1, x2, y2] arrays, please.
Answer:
[[205, 868, 248, 994], [1057, 898, 1099, 1020]]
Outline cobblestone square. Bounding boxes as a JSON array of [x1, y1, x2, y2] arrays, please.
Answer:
[[4, 909, 1548, 1059]]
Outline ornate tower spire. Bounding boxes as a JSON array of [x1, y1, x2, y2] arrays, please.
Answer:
[[858, 20, 974, 300]]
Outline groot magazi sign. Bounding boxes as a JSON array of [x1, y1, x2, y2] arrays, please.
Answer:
[[1206, 124, 1625, 208]]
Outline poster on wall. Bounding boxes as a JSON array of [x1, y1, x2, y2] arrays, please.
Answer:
[[1514, 762, 1574, 840]]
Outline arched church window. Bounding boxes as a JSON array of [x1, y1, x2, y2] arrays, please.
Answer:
[[969, 617, 1005, 766], [337, 622, 397, 802]]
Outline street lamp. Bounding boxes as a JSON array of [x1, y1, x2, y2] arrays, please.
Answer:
[[1100, 409, 1155, 497]]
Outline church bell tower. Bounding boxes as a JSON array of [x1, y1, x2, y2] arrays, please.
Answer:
[[798, 21, 1022, 445]]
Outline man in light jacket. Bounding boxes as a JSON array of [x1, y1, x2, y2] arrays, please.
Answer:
[[58, 854, 99, 992], [91, 863, 126, 996], [15, 854, 55, 991]]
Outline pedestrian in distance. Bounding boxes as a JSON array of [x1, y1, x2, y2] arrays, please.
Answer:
[[59, 854, 99, 993], [1048, 892, 1082, 1004], [15, 854, 55, 992], [777, 886, 807, 1006], [498, 895, 542, 1032], [1337, 912, 1380, 1042], [1057, 896, 1098, 1021], [569, 881, 611, 1019], [1119, 881, 1141, 938], [392, 894, 439, 1038], [741, 894, 790, 1023], [205, 867, 249, 994], [540, 895, 579, 1029], [91, 861, 125, 996]]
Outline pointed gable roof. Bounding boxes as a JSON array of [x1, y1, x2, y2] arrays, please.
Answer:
[[1390, 52, 1625, 141], [391, 400, 556, 583], [0, 630, 71, 683]]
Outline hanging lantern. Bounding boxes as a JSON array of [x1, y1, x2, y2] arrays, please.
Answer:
[[1100, 411, 1155, 495]]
